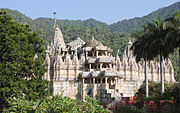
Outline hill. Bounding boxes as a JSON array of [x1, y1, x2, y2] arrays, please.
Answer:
[[2, 2, 180, 34], [1, 2, 180, 55], [110, 1, 180, 33]]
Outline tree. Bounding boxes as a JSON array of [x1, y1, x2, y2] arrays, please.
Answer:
[[131, 29, 152, 97], [163, 8, 180, 104], [131, 18, 171, 96], [0, 11, 49, 110]]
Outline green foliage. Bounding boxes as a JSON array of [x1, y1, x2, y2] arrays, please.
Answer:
[[0, 11, 49, 110], [135, 82, 179, 103], [3, 96, 109, 113], [110, 2, 180, 33], [81, 96, 109, 113]]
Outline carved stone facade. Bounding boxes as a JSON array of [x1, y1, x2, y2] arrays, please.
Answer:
[[44, 14, 175, 102]]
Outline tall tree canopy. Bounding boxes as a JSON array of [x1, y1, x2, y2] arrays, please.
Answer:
[[0, 11, 49, 110]]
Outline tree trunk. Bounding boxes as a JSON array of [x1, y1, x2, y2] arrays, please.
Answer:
[[160, 54, 164, 95], [145, 60, 148, 97]]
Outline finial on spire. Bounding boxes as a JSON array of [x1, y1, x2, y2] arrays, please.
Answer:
[[128, 40, 132, 45], [92, 36, 94, 40], [77, 36, 80, 40], [53, 12, 57, 28], [117, 49, 119, 55]]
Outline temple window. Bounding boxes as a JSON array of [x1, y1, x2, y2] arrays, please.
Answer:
[[95, 78, 98, 83], [94, 52, 96, 56], [107, 78, 111, 83], [98, 64, 100, 68], [86, 65, 89, 69], [90, 78, 93, 84], [98, 79, 101, 83], [88, 52, 93, 56], [112, 78, 115, 83], [108, 65, 110, 68], [91, 65, 94, 69], [102, 64, 106, 68], [85, 78, 90, 84], [94, 65, 97, 69], [98, 52, 102, 56], [87, 89, 92, 96], [102, 78, 105, 83]]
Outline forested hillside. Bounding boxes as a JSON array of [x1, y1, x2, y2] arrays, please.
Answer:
[[0, 1, 180, 63], [0, 9, 130, 56], [110, 2, 180, 33], [2, 2, 180, 34]]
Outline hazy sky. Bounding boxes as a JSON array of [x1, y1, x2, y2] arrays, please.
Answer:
[[0, 0, 180, 24]]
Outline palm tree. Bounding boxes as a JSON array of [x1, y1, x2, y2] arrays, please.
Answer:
[[132, 18, 170, 96], [163, 8, 180, 103], [131, 30, 152, 97]]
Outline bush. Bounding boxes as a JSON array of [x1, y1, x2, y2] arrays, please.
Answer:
[[3, 96, 109, 113]]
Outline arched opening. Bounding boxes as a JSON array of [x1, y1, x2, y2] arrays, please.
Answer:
[[102, 64, 106, 68], [95, 78, 98, 84], [90, 78, 93, 84], [107, 78, 111, 83], [98, 64, 100, 68], [102, 78, 105, 83], [98, 52, 102, 56], [94, 52, 97, 56], [85, 78, 90, 84], [88, 52, 93, 56], [108, 64, 110, 68], [98, 79, 101, 83]]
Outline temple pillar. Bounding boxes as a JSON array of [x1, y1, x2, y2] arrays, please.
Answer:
[[90, 78, 92, 84], [105, 51, 107, 56], [93, 78, 95, 84], [82, 78, 84, 84], [86, 52, 88, 58], [89, 64, 91, 70], [115, 78, 118, 88], [109, 64, 112, 69], [96, 51, 99, 58], [93, 78, 96, 97], [100, 64, 102, 70]]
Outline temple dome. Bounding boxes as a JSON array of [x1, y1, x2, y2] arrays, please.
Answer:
[[83, 37, 103, 47]]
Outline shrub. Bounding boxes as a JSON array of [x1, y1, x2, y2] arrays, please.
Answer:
[[3, 96, 109, 113]]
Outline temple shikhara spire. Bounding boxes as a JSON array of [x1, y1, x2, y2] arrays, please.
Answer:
[[53, 12, 56, 28], [43, 13, 175, 102]]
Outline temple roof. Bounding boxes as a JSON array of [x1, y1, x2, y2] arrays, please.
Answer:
[[83, 37, 103, 47], [67, 36, 85, 49], [52, 25, 66, 48], [80, 70, 122, 78]]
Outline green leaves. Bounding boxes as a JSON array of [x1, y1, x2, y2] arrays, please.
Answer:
[[81, 96, 109, 113], [3, 96, 109, 113], [0, 11, 49, 110]]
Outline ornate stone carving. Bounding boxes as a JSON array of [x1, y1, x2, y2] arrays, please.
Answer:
[[44, 13, 175, 101]]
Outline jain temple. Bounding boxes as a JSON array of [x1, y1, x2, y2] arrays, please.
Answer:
[[43, 13, 175, 103]]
